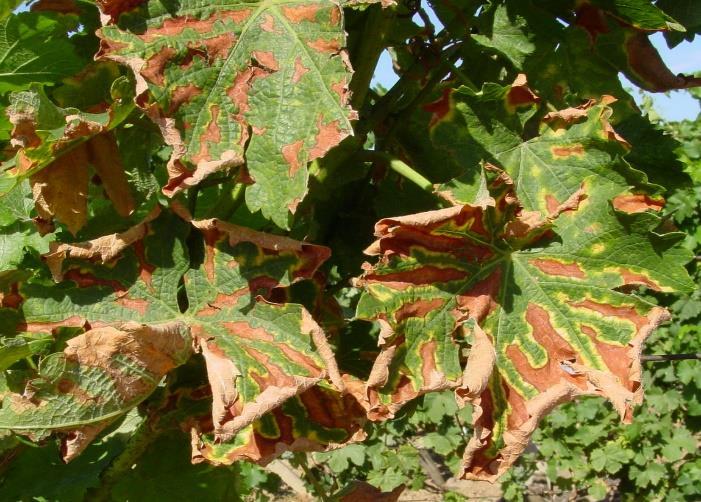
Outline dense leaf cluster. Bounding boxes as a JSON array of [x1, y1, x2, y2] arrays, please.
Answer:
[[0, 0, 699, 499]]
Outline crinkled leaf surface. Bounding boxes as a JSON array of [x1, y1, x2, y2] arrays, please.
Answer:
[[0, 208, 362, 463], [356, 89, 693, 480], [97, 0, 356, 228]]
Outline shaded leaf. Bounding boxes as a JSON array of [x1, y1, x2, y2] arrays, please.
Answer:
[[0, 11, 84, 95]]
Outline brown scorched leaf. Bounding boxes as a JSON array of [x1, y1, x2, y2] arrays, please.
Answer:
[[97, 0, 356, 228], [355, 162, 692, 480], [0, 322, 191, 461], [5, 84, 135, 233]]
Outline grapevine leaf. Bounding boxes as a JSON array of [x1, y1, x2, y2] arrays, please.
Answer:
[[0, 12, 85, 95], [0, 1, 23, 19], [0, 322, 191, 461], [1, 207, 362, 463], [657, 0, 701, 46], [96, 0, 356, 228], [472, 4, 535, 70], [588, 0, 685, 32], [574, 5, 700, 92], [3, 80, 134, 186], [0, 180, 50, 286], [30, 143, 89, 235], [356, 105, 693, 479], [4, 84, 136, 233]]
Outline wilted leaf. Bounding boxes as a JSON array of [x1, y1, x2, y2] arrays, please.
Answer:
[[97, 0, 356, 228], [5, 84, 136, 232], [356, 104, 692, 479], [30, 143, 89, 235], [4, 81, 133, 187], [0, 322, 191, 461]]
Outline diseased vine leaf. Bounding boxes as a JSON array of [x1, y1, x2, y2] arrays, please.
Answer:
[[0, 322, 191, 460], [4, 83, 135, 233], [0, 207, 362, 463], [5, 81, 133, 179], [96, 0, 356, 228], [356, 93, 693, 479], [573, 4, 700, 92]]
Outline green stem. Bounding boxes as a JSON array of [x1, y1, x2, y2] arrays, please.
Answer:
[[294, 452, 329, 502], [360, 151, 433, 192]]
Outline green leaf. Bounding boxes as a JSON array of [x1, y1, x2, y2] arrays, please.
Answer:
[[0, 12, 85, 95], [422, 432, 455, 455], [0, 1, 22, 20], [589, 0, 685, 31], [632, 461, 667, 487], [0, 332, 52, 370], [472, 4, 535, 70], [97, 0, 356, 228]]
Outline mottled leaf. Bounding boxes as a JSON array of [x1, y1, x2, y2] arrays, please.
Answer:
[[97, 0, 356, 228], [0, 322, 191, 460], [356, 101, 693, 479]]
